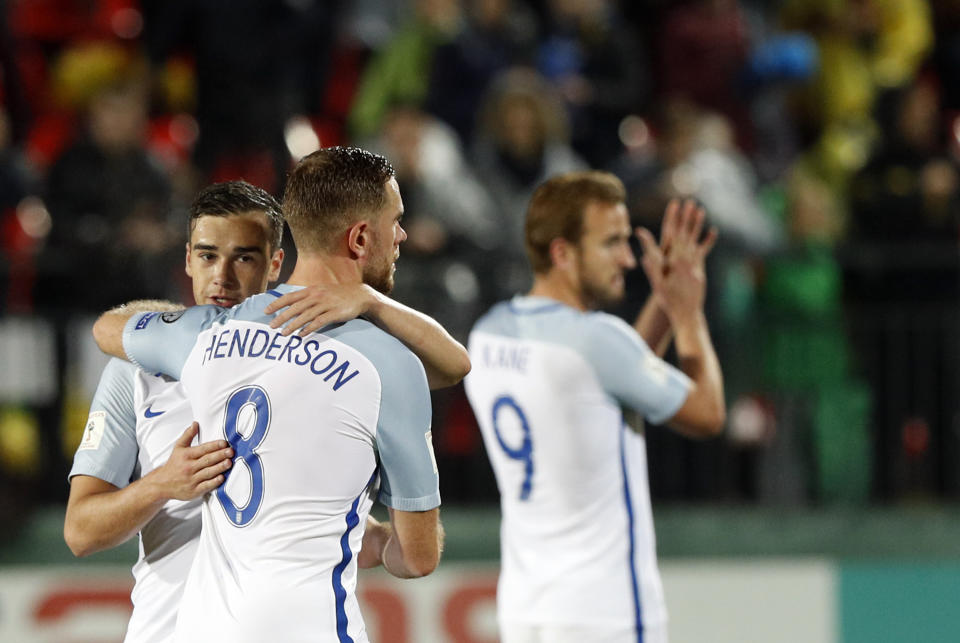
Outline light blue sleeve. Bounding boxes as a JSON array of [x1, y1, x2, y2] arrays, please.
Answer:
[[374, 348, 440, 512], [122, 306, 223, 379], [68, 358, 139, 488], [581, 313, 692, 425]]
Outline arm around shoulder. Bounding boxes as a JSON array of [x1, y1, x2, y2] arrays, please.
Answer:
[[93, 308, 134, 360], [92, 300, 184, 360], [364, 290, 470, 389], [264, 285, 470, 389]]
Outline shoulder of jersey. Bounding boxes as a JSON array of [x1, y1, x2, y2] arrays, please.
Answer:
[[579, 312, 643, 354], [333, 317, 410, 353], [474, 300, 510, 324], [220, 293, 276, 325], [585, 309, 629, 331], [330, 318, 424, 383]]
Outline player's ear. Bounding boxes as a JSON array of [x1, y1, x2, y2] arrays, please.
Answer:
[[346, 220, 370, 259], [267, 248, 284, 281], [549, 238, 574, 271]]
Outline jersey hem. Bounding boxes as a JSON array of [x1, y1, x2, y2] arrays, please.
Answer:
[[379, 492, 441, 511], [67, 465, 130, 489], [645, 392, 687, 426]]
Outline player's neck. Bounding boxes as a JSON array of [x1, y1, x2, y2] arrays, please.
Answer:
[[528, 273, 588, 311], [286, 253, 361, 289]]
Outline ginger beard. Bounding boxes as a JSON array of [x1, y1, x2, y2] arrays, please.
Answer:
[[363, 242, 399, 294], [578, 260, 627, 309], [571, 200, 636, 310], [362, 177, 406, 295]]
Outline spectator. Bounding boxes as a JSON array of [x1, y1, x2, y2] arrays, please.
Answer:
[[849, 76, 960, 259], [0, 106, 36, 218], [753, 168, 871, 504], [781, 0, 933, 191], [39, 58, 174, 313], [612, 99, 781, 256], [0, 105, 43, 312], [471, 67, 586, 301], [143, 0, 340, 192], [659, 0, 753, 150], [348, 0, 462, 140], [537, 0, 650, 167], [425, 0, 537, 144]]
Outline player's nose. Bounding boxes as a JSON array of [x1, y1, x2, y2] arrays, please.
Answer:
[[212, 260, 236, 284]]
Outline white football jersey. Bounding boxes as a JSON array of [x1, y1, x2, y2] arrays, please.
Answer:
[[123, 285, 439, 643], [70, 359, 200, 643], [464, 296, 692, 639]]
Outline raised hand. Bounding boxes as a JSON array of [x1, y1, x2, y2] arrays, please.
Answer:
[[264, 283, 377, 337], [152, 423, 233, 501], [637, 199, 717, 321]]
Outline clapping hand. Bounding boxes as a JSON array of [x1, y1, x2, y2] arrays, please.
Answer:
[[636, 199, 718, 321]]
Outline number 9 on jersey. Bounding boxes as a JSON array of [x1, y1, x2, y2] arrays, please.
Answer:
[[492, 395, 533, 501]]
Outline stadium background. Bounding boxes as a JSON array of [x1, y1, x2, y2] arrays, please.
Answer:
[[0, 0, 957, 640]]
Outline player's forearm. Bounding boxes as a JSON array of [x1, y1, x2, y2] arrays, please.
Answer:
[[634, 296, 673, 357], [64, 480, 168, 557], [381, 533, 443, 579], [671, 312, 726, 437], [382, 508, 443, 578], [93, 308, 133, 360], [365, 291, 470, 389], [381, 536, 419, 578], [92, 300, 182, 360]]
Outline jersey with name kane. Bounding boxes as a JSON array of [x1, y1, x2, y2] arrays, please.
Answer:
[[465, 296, 691, 634]]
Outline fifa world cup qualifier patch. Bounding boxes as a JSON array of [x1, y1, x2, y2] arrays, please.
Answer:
[[78, 411, 106, 450]]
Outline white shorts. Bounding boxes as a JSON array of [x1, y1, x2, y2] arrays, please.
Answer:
[[500, 621, 667, 643]]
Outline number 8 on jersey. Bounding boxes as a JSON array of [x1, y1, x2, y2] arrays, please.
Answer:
[[217, 385, 271, 527]]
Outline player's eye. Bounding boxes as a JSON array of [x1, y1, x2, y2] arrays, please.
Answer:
[[199, 253, 216, 261], [608, 235, 629, 248]]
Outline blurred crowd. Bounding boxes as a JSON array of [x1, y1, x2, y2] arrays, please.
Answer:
[[0, 0, 958, 522]]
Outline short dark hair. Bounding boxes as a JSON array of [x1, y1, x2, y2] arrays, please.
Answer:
[[282, 146, 395, 252], [525, 171, 627, 274], [189, 180, 284, 249]]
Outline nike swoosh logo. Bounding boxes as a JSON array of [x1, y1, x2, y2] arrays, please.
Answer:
[[144, 406, 165, 418]]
